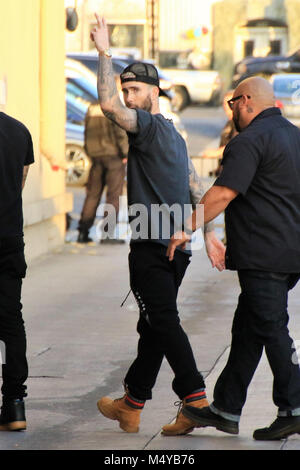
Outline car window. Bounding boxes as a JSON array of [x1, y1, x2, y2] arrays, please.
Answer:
[[67, 78, 97, 106], [67, 104, 85, 124], [273, 77, 300, 95], [79, 58, 98, 75], [66, 94, 88, 124], [68, 56, 127, 77]]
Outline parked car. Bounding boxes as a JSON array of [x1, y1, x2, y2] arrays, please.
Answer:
[[67, 52, 174, 100], [158, 49, 223, 111], [65, 94, 91, 186], [232, 46, 300, 87], [270, 73, 300, 128], [67, 52, 127, 76]]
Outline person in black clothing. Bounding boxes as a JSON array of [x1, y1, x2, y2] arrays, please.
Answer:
[[168, 76, 300, 441], [0, 112, 34, 431], [90, 14, 226, 435]]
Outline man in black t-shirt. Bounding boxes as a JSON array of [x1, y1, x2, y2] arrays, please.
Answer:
[[169, 77, 300, 440], [90, 14, 226, 436], [0, 112, 34, 432]]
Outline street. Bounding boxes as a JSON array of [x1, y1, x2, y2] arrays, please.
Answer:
[[181, 105, 227, 156], [3, 0, 300, 456], [2, 104, 300, 452]]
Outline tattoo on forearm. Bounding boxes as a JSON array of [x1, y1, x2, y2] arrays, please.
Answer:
[[98, 56, 118, 103], [97, 56, 138, 133]]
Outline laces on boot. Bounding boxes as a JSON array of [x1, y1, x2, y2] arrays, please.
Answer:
[[174, 400, 184, 418], [114, 395, 126, 403]]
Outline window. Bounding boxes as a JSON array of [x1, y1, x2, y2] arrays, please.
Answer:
[[244, 40, 254, 58], [108, 24, 144, 50], [269, 40, 281, 56]]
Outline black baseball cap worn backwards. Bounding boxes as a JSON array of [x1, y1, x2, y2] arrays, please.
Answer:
[[120, 62, 165, 96]]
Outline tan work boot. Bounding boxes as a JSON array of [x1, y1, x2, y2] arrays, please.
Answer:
[[162, 391, 209, 436], [97, 392, 145, 433]]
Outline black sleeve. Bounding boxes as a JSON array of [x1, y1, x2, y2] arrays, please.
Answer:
[[214, 136, 261, 195], [25, 131, 34, 166], [127, 109, 156, 151]]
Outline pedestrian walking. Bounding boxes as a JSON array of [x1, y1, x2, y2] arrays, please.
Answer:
[[77, 96, 128, 244], [0, 112, 34, 431], [168, 76, 300, 441], [90, 14, 226, 435]]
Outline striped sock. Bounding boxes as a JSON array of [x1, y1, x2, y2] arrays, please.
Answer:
[[184, 388, 207, 404], [125, 393, 145, 410]]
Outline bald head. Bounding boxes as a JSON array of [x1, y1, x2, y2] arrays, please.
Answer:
[[235, 77, 275, 109], [231, 77, 276, 131]]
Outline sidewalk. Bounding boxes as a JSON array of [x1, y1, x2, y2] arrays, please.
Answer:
[[1, 241, 300, 451]]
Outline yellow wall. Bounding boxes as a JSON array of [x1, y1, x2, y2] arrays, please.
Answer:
[[0, 0, 40, 204], [40, 0, 66, 198], [0, 0, 72, 260]]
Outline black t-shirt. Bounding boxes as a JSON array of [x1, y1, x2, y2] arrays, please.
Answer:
[[215, 107, 300, 272], [127, 109, 192, 253], [0, 112, 34, 238]]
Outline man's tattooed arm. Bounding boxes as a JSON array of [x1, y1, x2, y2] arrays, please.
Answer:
[[97, 56, 138, 133]]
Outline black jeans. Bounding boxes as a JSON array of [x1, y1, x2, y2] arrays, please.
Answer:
[[125, 242, 205, 401], [0, 236, 28, 400], [213, 270, 300, 417]]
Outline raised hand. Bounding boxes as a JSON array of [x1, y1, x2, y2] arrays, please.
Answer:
[[90, 13, 110, 53]]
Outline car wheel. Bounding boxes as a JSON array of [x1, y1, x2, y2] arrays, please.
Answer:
[[173, 86, 190, 112], [65, 144, 91, 186]]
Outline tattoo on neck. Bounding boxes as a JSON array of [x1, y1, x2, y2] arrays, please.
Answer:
[[247, 106, 253, 113]]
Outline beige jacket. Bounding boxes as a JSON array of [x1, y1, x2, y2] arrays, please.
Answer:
[[84, 103, 129, 158]]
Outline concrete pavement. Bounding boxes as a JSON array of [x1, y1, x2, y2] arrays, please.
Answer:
[[1, 240, 300, 452]]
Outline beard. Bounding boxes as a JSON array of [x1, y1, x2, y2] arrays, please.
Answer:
[[140, 95, 153, 113], [233, 107, 242, 132]]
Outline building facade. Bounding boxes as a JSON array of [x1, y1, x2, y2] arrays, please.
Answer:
[[213, 0, 300, 88], [66, 0, 149, 58], [65, 0, 217, 63], [0, 0, 72, 261]]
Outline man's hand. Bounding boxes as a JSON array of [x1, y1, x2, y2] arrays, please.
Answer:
[[90, 14, 110, 53], [166, 231, 191, 261], [204, 231, 226, 271]]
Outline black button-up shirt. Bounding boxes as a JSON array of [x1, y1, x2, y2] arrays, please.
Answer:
[[215, 107, 300, 272]]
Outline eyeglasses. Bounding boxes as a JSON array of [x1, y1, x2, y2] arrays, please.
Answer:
[[227, 95, 251, 110]]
